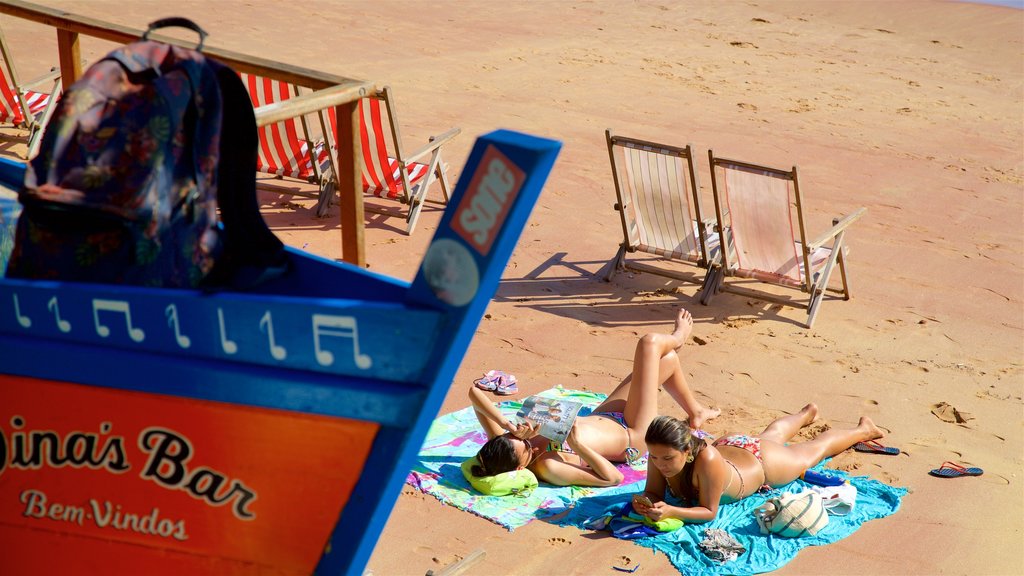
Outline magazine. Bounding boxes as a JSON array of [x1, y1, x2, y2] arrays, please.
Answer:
[[516, 395, 584, 444]]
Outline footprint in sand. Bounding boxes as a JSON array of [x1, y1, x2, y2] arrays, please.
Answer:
[[547, 537, 571, 548], [724, 317, 758, 328]]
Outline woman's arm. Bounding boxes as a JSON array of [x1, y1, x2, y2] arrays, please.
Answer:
[[641, 458, 668, 503], [564, 424, 624, 485], [468, 386, 517, 439], [534, 424, 624, 487], [643, 450, 726, 523]]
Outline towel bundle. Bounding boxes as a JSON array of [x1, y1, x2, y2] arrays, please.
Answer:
[[584, 501, 684, 539]]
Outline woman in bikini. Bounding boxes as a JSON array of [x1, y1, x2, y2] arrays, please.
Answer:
[[632, 406, 885, 523], [468, 309, 720, 487]]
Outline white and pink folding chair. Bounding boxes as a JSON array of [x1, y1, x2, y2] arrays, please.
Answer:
[[240, 74, 459, 235], [699, 150, 866, 328], [604, 129, 719, 284], [0, 25, 61, 159]]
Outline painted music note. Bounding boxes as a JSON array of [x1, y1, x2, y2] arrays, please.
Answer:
[[312, 314, 372, 369], [47, 296, 71, 333], [164, 304, 191, 349], [13, 294, 31, 328], [259, 311, 287, 361], [217, 308, 238, 354], [92, 299, 145, 342]]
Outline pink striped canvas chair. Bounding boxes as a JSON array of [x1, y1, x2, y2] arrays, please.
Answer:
[[0, 26, 61, 159], [604, 129, 719, 284], [699, 150, 866, 328]]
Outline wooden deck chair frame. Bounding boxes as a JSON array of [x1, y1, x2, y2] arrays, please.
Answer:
[[604, 129, 714, 284], [315, 85, 460, 235], [699, 150, 866, 328], [0, 24, 61, 159]]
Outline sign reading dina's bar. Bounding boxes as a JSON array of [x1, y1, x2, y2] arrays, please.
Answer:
[[0, 375, 378, 574]]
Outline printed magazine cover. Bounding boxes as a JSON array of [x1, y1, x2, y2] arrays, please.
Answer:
[[516, 396, 584, 444]]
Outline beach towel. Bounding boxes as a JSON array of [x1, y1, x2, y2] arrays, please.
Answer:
[[405, 386, 647, 531], [559, 461, 908, 576]]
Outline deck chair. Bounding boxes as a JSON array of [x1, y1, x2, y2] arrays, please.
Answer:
[[239, 72, 335, 198], [241, 74, 459, 235], [604, 129, 718, 284], [314, 86, 459, 235], [699, 150, 866, 328], [0, 25, 61, 159]]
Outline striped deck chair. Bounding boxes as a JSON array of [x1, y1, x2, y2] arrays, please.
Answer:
[[239, 73, 335, 195], [604, 129, 719, 284], [0, 26, 61, 159], [315, 86, 460, 235], [699, 150, 866, 328]]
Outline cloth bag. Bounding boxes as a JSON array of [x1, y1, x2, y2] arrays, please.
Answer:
[[754, 490, 829, 537], [809, 482, 858, 516]]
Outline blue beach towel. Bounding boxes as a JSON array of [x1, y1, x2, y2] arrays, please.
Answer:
[[559, 462, 907, 576]]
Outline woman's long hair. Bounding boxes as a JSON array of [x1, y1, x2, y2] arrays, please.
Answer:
[[645, 415, 707, 501], [472, 435, 519, 477]]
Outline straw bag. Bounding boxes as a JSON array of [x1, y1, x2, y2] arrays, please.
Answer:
[[754, 490, 829, 537]]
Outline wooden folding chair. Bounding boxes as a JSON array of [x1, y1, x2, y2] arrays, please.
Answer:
[[315, 86, 460, 235], [0, 24, 61, 159], [239, 72, 335, 197], [699, 150, 866, 328], [604, 129, 718, 284]]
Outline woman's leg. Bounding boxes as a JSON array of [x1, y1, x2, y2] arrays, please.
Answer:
[[760, 416, 883, 486], [594, 309, 718, 432], [758, 403, 818, 444]]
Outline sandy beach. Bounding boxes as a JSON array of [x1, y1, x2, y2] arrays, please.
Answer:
[[1, 1, 1021, 574]]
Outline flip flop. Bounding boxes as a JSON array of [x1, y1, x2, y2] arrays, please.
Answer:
[[473, 370, 518, 395], [853, 440, 900, 456], [929, 461, 984, 478]]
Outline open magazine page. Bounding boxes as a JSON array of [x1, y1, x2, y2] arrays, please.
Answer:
[[516, 396, 584, 444]]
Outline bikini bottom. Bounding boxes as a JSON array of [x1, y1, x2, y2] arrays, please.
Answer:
[[712, 434, 767, 498], [591, 411, 642, 465]]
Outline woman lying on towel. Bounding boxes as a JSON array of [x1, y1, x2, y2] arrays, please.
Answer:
[[632, 405, 885, 523], [468, 309, 720, 487]]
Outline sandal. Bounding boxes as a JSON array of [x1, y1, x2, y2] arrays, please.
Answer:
[[474, 370, 518, 395], [853, 440, 900, 456], [929, 461, 983, 478]]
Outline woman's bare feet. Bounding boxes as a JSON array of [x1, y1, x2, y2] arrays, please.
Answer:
[[858, 416, 884, 442], [670, 308, 694, 350], [690, 405, 721, 430]]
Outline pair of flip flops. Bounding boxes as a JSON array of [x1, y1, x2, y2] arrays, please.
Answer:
[[473, 370, 518, 395], [929, 461, 984, 479], [853, 440, 900, 456]]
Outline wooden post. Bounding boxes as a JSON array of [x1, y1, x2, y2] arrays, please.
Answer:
[[336, 101, 365, 267], [55, 28, 81, 89]]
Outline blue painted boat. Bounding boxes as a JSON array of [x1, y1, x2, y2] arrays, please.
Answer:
[[0, 130, 560, 575]]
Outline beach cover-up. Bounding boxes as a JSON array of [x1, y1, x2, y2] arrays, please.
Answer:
[[558, 460, 908, 576], [405, 387, 647, 531]]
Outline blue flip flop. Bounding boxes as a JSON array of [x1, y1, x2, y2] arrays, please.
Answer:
[[929, 461, 983, 478], [854, 440, 900, 456]]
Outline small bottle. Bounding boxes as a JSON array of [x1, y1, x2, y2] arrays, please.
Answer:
[[801, 469, 845, 487]]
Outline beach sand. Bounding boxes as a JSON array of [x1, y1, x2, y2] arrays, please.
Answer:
[[1, 1, 1021, 574]]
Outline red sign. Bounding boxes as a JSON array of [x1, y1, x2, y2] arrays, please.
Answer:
[[0, 375, 378, 575], [451, 145, 525, 255]]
